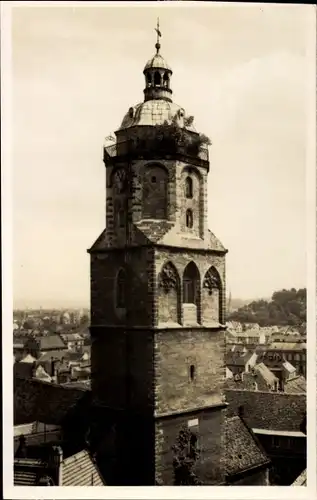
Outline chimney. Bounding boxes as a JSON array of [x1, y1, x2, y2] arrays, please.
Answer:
[[16, 435, 27, 458], [51, 445, 63, 485]]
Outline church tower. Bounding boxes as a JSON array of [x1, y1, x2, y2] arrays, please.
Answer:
[[88, 23, 228, 486]]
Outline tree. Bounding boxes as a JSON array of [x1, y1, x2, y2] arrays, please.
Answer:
[[172, 427, 201, 485], [228, 288, 306, 327]]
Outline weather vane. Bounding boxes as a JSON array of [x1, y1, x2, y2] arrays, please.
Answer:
[[155, 18, 162, 53]]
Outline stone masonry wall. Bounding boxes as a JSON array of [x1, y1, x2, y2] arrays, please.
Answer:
[[155, 249, 226, 326], [90, 247, 154, 328], [155, 407, 225, 485], [154, 328, 225, 416]]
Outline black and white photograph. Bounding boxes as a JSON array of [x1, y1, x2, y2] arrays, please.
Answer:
[[2, 1, 316, 496]]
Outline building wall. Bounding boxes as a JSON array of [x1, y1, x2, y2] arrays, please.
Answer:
[[155, 328, 225, 415], [90, 247, 154, 328], [155, 249, 226, 327], [155, 408, 225, 485], [104, 156, 209, 245]]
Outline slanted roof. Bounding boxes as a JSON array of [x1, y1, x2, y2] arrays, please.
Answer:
[[270, 342, 306, 351], [236, 330, 261, 338], [225, 390, 306, 432], [221, 416, 269, 477], [14, 466, 38, 485], [14, 376, 90, 426], [38, 350, 68, 362], [62, 450, 105, 486], [60, 332, 84, 343], [292, 469, 307, 486], [283, 360, 297, 373], [226, 350, 253, 367], [21, 354, 37, 363], [254, 363, 278, 386], [38, 334, 66, 351], [284, 376, 306, 394], [89, 225, 227, 253]]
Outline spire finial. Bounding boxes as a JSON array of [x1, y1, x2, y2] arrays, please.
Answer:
[[155, 17, 161, 54]]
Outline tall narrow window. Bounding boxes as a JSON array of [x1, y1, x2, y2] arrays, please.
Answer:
[[154, 71, 161, 86], [183, 262, 199, 304], [185, 177, 193, 198], [190, 364, 196, 381], [146, 73, 152, 87], [163, 71, 169, 88], [186, 209, 193, 228], [116, 269, 126, 308], [118, 209, 125, 228]]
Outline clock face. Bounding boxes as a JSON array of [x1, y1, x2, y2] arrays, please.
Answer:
[[113, 168, 127, 194]]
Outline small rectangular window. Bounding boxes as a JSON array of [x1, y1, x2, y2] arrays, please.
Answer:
[[188, 418, 199, 428]]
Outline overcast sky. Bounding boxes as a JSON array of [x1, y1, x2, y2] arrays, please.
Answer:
[[10, 2, 313, 308]]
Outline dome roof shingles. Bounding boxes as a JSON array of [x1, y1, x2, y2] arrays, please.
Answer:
[[144, 53, 171, 72], [119, 100, 197, 132]]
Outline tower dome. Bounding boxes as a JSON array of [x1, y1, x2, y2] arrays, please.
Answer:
[[119, 19, 196, 133], [143, 19, 173, 103]]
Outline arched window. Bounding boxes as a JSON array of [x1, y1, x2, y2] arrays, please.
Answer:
[[190, 364, 196, 381], [116, 269, 126, 308], [163, 71, 169, 88], [203, 266, 221, 295], [186, 209, 193, 228], [185, 177, 193, 198], [154, 71, 161, 86], [146, 73, 152, 87], [183, 262, 200, 304]]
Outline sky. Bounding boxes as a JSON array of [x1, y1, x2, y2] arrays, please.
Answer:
[[9, 2, 313, 308]]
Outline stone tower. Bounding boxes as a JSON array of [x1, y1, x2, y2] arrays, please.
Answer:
[[88, 26, 228, 486]]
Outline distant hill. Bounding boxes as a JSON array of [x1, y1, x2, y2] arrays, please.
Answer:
[[228, 288, 306, 327], [227, 298, 254, 312]]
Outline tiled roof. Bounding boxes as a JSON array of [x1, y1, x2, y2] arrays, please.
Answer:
[[283, 360, 296, 373], [225, 390, 306, 432], [270, 342, 306, 351], [222, 416, 269, 477], [254, 363, 278, 386], [14, 468, 38, 485], [292, 469, 307, 486], [144, 53, 171, 71], [284, 376, 306, 394], [226, 350, 253, 367], [38, 350, 68, 362], [62, 450, 105, 486], [224, 369, 277, 392], [14, 376, 90, 426], [61, 333, 84, 342], [38, 334, 66, 350]]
